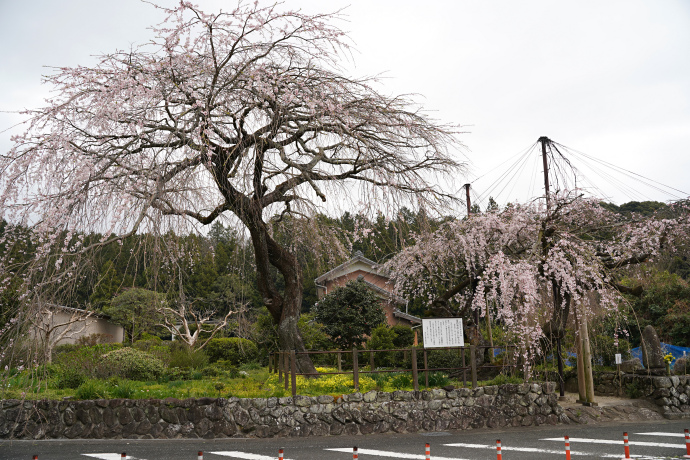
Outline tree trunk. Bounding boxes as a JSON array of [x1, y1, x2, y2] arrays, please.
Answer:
[[247, 216, 316, 374]]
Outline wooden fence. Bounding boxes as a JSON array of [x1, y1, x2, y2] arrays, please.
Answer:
[[268, 346, 517, 397]]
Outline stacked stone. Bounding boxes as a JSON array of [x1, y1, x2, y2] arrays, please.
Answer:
[[621, 374, 690, 419], [0, 383, 565, 440], [593, 372, 623, 397]]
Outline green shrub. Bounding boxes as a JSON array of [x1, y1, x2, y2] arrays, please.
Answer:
[[103, 347, 165, 381], [625, 380, 645, 399], [390, 372, 412, 389], [420, 371, 450, 387], [205, 337, 259, 365], [54, 366, 86, 389], [161, 367, 192, 381], [367, 325, 397, 367], [426, 348, 463, 370], [589, 335, 632, 367], [75, 379, 108, 399], [168, 345, 208, 369], [108, 379, 137, 399], [53, 343, 123, 379], [133, 336, 164, 352], [391, 325, 415, 348]]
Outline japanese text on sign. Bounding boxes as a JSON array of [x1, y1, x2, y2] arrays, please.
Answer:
[[422, 318, 464, 348]]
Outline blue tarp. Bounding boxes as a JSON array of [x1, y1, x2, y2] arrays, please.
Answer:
[[631, 342, 690, 364]]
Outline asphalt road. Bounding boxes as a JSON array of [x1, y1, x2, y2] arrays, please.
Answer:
[[2, 419, 689, 460]]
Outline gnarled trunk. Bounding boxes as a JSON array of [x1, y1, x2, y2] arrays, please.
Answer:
[[247, 217, 316, 374]]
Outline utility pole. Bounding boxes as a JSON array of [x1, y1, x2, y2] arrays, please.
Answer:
[[539, 137, 566, 401], [464, 183, 472, 217], [464, 183, 481, 346], [539, 136, 551, 210]]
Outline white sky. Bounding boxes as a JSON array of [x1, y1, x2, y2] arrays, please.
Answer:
[[1, 0, 689, 209]]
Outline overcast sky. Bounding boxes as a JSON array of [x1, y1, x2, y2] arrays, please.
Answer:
[[1, 0, 688, 209]]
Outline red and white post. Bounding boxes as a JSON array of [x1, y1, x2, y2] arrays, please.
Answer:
[[198, 451, 203, 460], [683, 428, 690, 458], [621, 432, 631, 459], [33, 456, 38, 460], [121, 453, 127, 460], [564, 435, 571, 460], [425, 442, 431, 460], [278, 448, 284, 460], [353, 446, 358, 460], [496, 439, 502, 460]]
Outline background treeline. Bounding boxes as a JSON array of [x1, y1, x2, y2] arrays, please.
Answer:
[[1, 201, 688, 348]]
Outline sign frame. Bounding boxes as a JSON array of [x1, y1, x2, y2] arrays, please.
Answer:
[[422, 317, 464, 348]]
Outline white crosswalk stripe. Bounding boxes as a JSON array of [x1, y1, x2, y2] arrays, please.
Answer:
[[83, 455, 142, 460], [443, 442, 666, 459], [209, 452, 294, 460], [326, 447, 469, 460], [541, 437, 685, 449], [635, 432, 688, 438]]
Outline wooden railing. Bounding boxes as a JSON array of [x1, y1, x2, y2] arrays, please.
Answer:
[[268, 346, 518, 397]]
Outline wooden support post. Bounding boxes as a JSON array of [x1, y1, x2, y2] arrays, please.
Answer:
[[423, 349, 429, 389], [470, 345, 478, 389], [290, 350, 297, 398], [337, 351, 342, 372], [411, 348, 419, 391], [574, 309, 587, 403], [284, 352, 289, 391], [268, 353, 273, 374], [278, 351, 283, 383], [370, 351, 375, 371], [353, 348, 359, 392], [581, 312, 595, 404], [462, 347, 467, 388]]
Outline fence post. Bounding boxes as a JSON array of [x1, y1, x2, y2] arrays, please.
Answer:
[[278, 351, 283, 383], [462, 347, 467, 388], [337, 351, 342, 372], [290, 350, 297, 397], [353, 348, 359, 391], [268, 353, 273, 373], [423, 349, 429, 388], [370, 351, 375, 371], [470, 345, 477, 389], [411, 348, 419, 391], [284, 352, 289, 391]]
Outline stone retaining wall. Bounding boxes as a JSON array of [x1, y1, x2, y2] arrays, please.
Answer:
[[1, 382, 565, 440], [593, 372, 690, 419]]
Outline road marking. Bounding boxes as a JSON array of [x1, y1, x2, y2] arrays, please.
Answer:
[[445, 442, 586, 455], [83, 455, 141, 460], [635, 432, 687, 438], [210, 452, 294, 460], [541, 437, 685, 448], [443, 443, 664, 458], [326, 447, 469, 460]]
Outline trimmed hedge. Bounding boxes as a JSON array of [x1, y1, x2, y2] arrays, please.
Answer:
[[205, 337, 259, 365], [102, 347, 165, 381]]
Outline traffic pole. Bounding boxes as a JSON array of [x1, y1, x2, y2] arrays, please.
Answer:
[[622, 432, 631, 459], [353, 446, 358, 460], [278, 448, 284, 460], [121, 453, 127, 460], [684, 428, 690, 458], [33, 456, 38, 460], [564, 435, 571, 460], [496, 439, 502, 460], [425, 442, 431, 460], [198, 451, 203, 460]]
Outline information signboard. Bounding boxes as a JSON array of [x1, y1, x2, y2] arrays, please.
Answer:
[[422, 318, 464, 348]]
